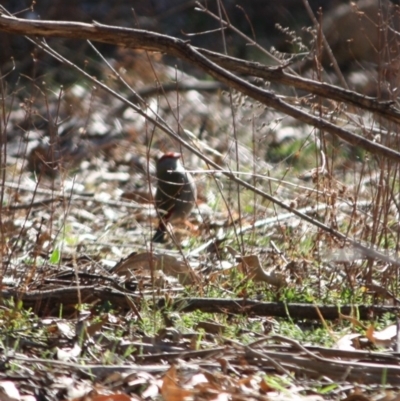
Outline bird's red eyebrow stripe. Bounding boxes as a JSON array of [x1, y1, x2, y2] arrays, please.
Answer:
[[160, 152, 181, 160]]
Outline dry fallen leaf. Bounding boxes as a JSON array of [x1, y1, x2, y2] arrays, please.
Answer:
[[161, 365, 193, 401], [85, 315, 109, 338], [334, 333, 362, 350], [0, 381, 20, 401], [240, 255, 287, 287], [56, 342, 82, 361], [112, 252, 198, 285], [65, 390, 134, 401], [376, 391, 400, 401], [342, 392, 373, 401], [366, 324, 397, 347], [209, 254, 286, 287]]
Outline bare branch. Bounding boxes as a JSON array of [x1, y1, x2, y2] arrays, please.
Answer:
[[0, 13, 399, 162]]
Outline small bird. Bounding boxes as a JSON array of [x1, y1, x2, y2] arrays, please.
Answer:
[[153, 152, 197, 242]]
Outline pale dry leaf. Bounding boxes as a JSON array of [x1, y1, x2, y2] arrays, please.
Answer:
[[210, 393, 230, 401], [65, 390, 134, 401], [186, 372, 208, 387], [237, 375, 259, 389], [0, 381, 20, 401], [70, 393, 133, 401], [366, 324, 397, 347], [101, 371, 124, 386], [161, 365, 193, 401], [240, 255, 287, 287], [92, 394, 133, 401], [334, 333, 362, 350], [113, 252, 198, 285], [62, 379, 93, 400], [56, 342, 82, 361], [342, 392, 373, 401], [141, 382, 160, 399], [85, 315, 109, 338], [20, 396, 36, 401], [376, 391, 400, 401], [55, 322, 75, 339]]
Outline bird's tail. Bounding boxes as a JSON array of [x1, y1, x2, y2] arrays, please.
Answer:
[[152, 226, 166, 242]]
